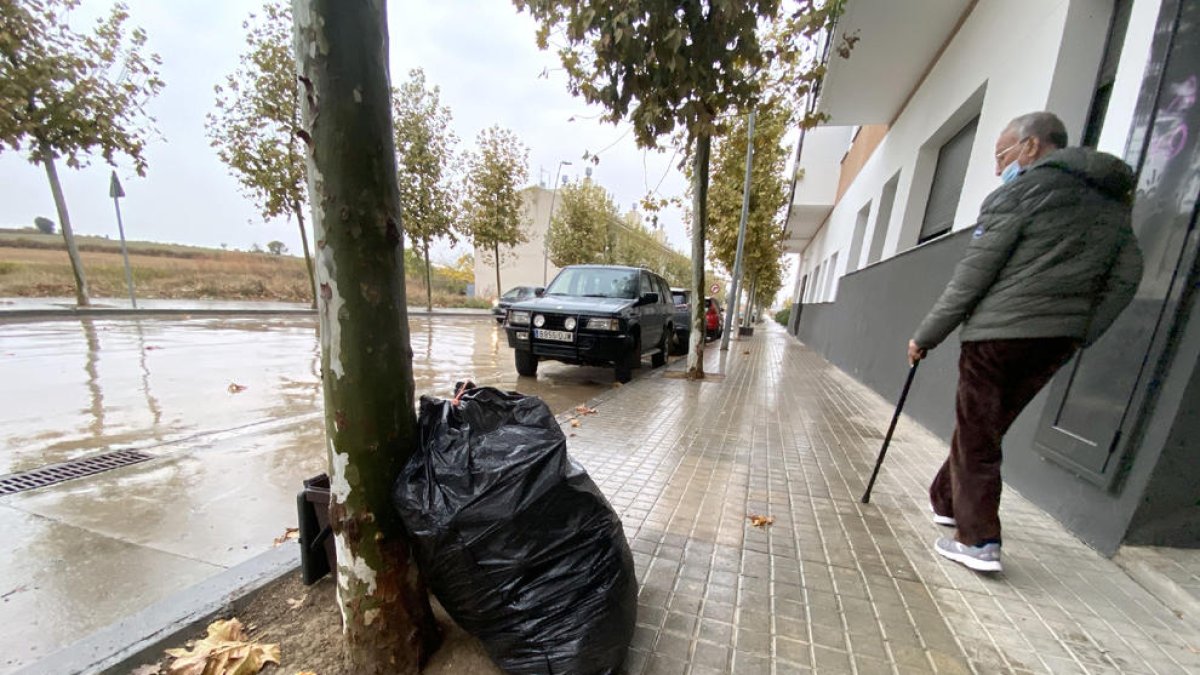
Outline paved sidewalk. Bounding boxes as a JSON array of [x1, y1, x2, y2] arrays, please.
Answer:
[[565, 322, 1200, 674]]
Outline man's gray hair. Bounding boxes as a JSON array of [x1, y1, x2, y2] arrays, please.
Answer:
[[1007, 112, 1069, 148]]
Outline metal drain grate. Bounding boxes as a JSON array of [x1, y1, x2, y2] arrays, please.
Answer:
[[0, 449, 154, 496]]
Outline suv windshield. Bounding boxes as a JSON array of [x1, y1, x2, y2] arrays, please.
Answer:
[[545, 268, 639, 299]]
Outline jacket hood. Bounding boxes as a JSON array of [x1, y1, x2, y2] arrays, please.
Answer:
[[1028, 147, 1135, 204]]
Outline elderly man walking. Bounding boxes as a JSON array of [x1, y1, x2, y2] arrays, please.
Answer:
[[908, 111, 1142, 573]]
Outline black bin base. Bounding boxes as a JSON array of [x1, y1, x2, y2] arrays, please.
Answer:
[[297, 473, 336, 585]]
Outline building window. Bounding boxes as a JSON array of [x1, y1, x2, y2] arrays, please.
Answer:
[[825, 252, 840, 300], [919, 115, 979, 244], [847, 202, 872, 273], [809, 263, 823, 303], [868, 172, 900, 265], [1082, 0, 1134, 148]]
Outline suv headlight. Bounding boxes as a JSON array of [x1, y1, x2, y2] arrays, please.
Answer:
[[585, 317, 621, 331], [509, 310, 531, 326]]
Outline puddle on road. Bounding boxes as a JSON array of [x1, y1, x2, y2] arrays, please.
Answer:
[[0, 313, 632, 672], [0, 315, 617, 475]]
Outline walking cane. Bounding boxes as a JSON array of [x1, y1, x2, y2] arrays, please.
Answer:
[[861, 362, 920, 504]]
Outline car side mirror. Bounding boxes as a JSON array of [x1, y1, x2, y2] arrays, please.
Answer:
[[535, 287, 545, 297], [639, 292, 659, 306]]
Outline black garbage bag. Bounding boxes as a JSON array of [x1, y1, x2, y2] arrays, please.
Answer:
[[393, 385, 638, 675]]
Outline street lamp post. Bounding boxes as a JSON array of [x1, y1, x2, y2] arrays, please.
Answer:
[[543, 160, 572, 285]]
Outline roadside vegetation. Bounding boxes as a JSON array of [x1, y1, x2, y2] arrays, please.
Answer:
[[0, 228, 487, 308]]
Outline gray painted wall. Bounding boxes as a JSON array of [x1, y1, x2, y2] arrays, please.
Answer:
[[1125, 281, 1200, 547], [792, 228, 1200, 554]]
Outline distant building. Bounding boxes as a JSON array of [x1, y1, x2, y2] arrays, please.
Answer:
[[473, 186, 562, 299]]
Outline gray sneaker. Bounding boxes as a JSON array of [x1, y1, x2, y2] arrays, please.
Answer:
[[930, 504, 956, 527], [934, 537, 1002, 572]]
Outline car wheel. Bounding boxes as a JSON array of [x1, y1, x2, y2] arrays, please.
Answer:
[[670, 330, 687, 355], [515, 349, 538, 377], [652, 328, 669, 368], [614, 336, 639, 383]]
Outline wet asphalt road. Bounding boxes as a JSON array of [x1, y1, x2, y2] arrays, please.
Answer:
[[0, 315, 630, 672]]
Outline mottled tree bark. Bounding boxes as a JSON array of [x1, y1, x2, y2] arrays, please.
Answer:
[[686, 132, 711, 379], [41, 147, 89, 307], [292, 1, 439, 671], [493, 242, 502, 298], [293, 201, 318, 309], [423, 238, 433, 312]]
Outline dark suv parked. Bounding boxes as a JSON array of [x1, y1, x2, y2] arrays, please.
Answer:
[[504, 265, 676, 383], [670, 288, 723, 349]]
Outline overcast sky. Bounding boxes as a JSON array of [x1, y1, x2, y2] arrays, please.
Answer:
[[0, 0, 700, 265]]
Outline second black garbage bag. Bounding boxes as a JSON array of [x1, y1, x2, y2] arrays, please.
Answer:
[[393, 385, 637, 675]]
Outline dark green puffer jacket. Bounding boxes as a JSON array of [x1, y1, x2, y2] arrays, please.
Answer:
[[913, 147, 1142, 349]]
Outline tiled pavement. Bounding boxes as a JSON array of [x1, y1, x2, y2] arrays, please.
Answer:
[[564, 321, 1200, 674]]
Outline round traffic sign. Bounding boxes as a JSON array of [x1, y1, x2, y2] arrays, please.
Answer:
[[709, 283, 720, 294]]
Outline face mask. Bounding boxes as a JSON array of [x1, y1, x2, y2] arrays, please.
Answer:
[[1000, 160, 1022, 184]]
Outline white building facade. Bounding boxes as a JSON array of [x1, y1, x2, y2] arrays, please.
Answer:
[[786, 0, 1159, 298], [474, 186, 562, 299]]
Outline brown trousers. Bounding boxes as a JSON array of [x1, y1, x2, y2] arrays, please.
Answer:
[[929, 338, 1078, 546]]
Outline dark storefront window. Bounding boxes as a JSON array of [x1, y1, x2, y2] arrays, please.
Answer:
[[919, 115, 979, 244]]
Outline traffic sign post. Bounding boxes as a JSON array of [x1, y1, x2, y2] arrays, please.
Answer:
[[109, 171, 137, 309]]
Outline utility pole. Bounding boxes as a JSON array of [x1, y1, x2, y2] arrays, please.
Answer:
[[542, 160, 571, 285], [721, 110, 755, 351], [109, 171, 137, 309]]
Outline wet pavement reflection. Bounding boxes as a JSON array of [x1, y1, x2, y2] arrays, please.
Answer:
[[0, 315, 621, 672]]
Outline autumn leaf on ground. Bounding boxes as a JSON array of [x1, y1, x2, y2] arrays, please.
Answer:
[[165, 618, 280, 675], [286, 593, 308, 610], [145, 345, 163, 351], [574, 405, 598, 416], [569, 418, 582, 428], [272, 527, 299, 547], [296, 672, 317, 675], [749, 514, 775, 528], [743, 350, 750, 355], [129, 665, 160, 675], [228, 383, 248, 394], [612, 382, 622, 388]]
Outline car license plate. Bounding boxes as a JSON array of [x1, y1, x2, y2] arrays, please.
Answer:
[[534, 329, 574, 342]]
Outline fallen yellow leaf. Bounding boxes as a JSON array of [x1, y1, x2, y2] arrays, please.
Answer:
[[166, 618, 280, 675], [569, 418, 581, 428], [272, 527, 299, 547], [748, 514, 775, 528], [574, 405, 598, 416], [228, 383, 248, 394]]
